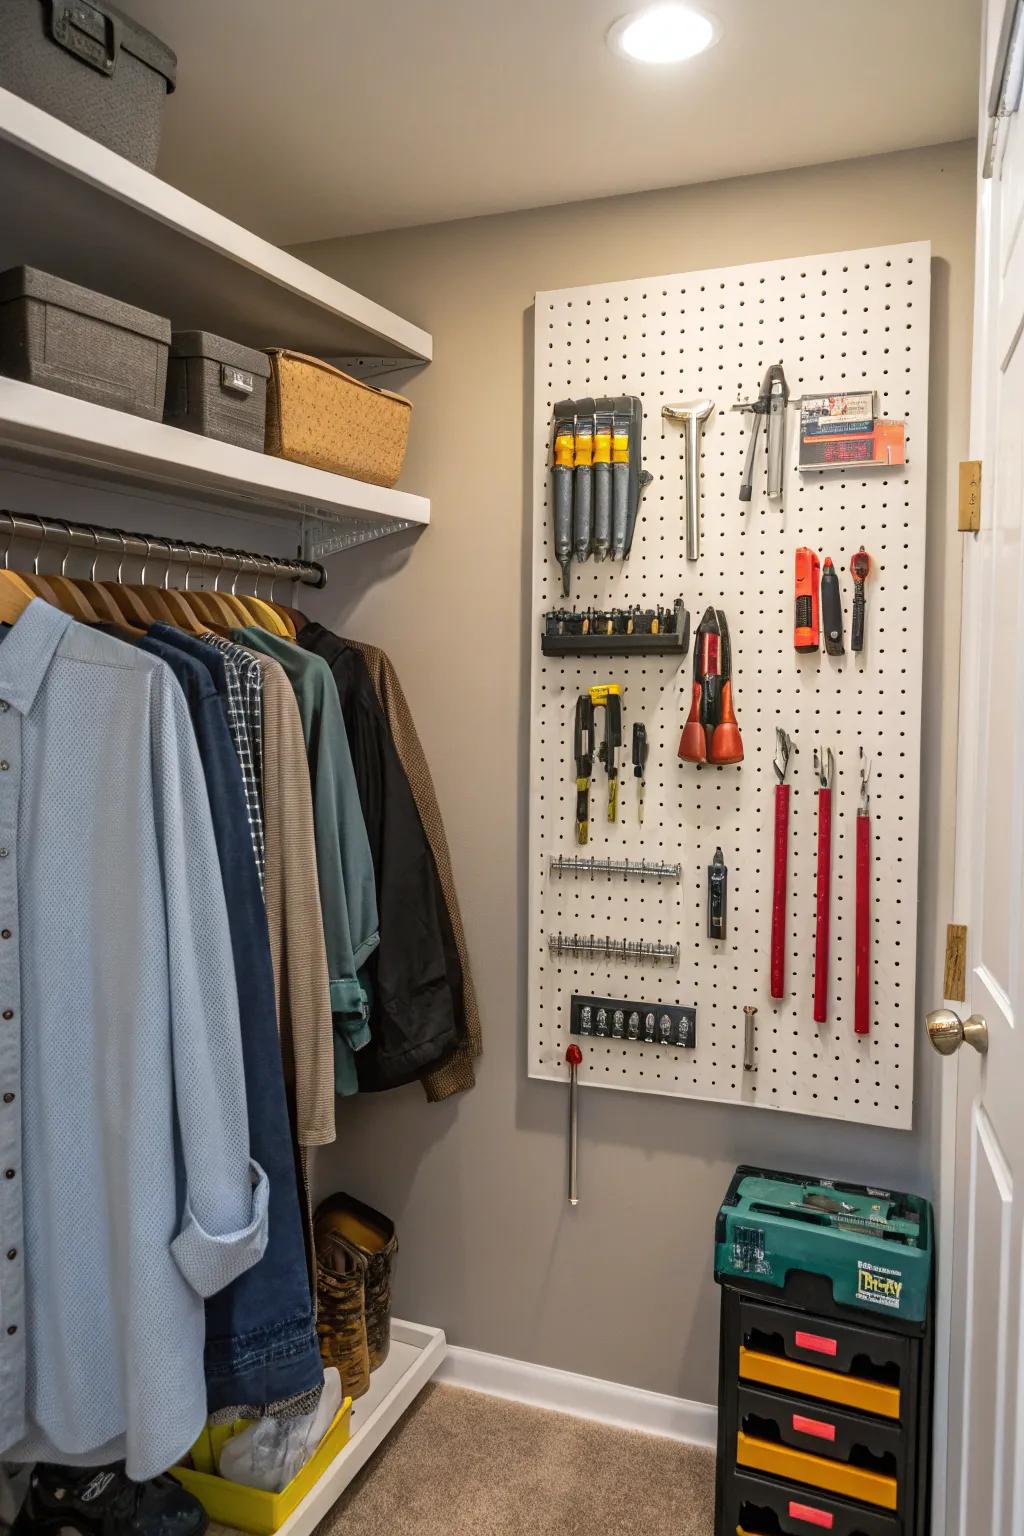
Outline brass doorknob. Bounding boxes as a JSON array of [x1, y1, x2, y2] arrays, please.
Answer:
[[926, 1008, 989, 1056]]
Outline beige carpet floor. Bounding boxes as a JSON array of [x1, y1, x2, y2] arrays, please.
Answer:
[[316, 1382, 716, 1536]]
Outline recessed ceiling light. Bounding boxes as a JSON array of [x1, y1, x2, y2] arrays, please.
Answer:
[[608, 4, 719, 64]]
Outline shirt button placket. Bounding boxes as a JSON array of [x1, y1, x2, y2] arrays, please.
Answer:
[[0, 707, 23, 1443]]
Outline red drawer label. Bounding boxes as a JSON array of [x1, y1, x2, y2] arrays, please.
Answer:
[[788, 1501, 834, 1529], [794, 1329, 838, 1357], [792, 1413, 837, 1442]]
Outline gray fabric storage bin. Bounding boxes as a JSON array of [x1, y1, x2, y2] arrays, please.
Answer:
[[0, 0, 176, 171], [164, 331, 271, 452], [0, 266, 171, 420]]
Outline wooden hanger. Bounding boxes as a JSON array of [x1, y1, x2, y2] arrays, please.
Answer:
[[0, 569, 37, 625], [233, 556, 290, 637]]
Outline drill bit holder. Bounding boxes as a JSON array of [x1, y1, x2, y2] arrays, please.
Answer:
[[547, 933, 679, 965], [549, 854, 682, 882], [541, 599, 691, 657], [570, 993, 696, 1048]]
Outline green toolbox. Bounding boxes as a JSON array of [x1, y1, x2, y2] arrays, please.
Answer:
[[714, 1166, 933, 1536]]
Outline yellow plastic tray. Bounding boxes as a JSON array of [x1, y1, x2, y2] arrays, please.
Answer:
[[171, 1399, 352, 1535]]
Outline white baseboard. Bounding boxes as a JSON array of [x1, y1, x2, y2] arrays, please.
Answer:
[[438, 1344, 718, 1448]]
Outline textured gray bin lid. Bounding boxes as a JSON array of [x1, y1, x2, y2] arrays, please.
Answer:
[[170, 330, 271, 377], [33, 0, 177, 90], [0, 266, 171, 342]]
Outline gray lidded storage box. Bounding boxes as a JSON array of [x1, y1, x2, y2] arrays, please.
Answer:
[[1, 0, 176, 171], [0, 266, 171, 420], [164, 331, 271, 452]]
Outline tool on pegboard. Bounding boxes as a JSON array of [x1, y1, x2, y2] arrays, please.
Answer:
[[549, 397, 651, 591], [572, 683, 622, 839], [573, 692, 595, 845], [565, 1043, 582, 1205], [850, 546, 873, 652], [733, 362, 789, 502], [551, 401, 575, 594], [794, 547, 821, 652], [549, 933, 679, 965], [820, 558, 845, 656], [541, 597, 690, 657], [855, 749, 872, 1036], [662, 397, 715, 561], [770, 728, 796, 999], [708, 847, 728, 941], [572, 994, 695, 1048], [549, 854, 682, 881], [573, 398, 595, 566], [632, 722, 648, 823], [742, 1005, 757, 1072], [813, 747, 835, 1025], [593, 684, 623, 822], [680, 607, 743, 764]]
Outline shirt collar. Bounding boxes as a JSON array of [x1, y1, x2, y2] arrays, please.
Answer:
[[0, 598, 74, 715]]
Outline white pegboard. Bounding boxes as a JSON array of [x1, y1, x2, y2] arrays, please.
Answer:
[[527, 242, 930, 1129]]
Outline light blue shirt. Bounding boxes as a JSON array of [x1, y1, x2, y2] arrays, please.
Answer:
[[0, 602, 268, 1480]]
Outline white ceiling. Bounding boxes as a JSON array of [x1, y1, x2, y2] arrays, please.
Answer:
[[128, 0, 980, 246]]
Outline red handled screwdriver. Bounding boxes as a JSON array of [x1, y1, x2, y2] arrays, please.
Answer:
[[770, 728, 796, 999], [855, 751, 872, 1035], [813, 746, 835, 1024], [566, 1044, 582, 1204]]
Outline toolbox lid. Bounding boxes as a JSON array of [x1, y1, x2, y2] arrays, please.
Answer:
[[170, 331, 271, 378], [0, 266, 171, 343], [40, 0, 177, 91], [714, 1164, 933, 1324]]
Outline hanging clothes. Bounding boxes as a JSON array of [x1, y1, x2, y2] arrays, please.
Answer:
[[0, 602, 267, 1480], [330, 635, 482, 1101], [140, 628, 323, 1421], [298, 626, 461, 1089], [233, 629, 378, 1097], [246, 651, 335, 1150], [200, 631, 266, 890]]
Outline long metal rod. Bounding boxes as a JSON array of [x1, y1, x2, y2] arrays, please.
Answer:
[[549, 854, 682, 882], [547, 932, 679, 965], [0, 510, 327, 589]]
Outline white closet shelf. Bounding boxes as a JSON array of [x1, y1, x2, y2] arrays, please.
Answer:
[[0, 380, 430, 549], [269, 1321, 446, 1536], [0, 88, 431, 365]]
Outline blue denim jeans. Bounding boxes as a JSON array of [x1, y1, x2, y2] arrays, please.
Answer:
[[144, 631, 322, 1413]]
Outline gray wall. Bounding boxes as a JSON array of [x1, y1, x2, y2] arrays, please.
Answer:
[[296, 140, 975, 1406]]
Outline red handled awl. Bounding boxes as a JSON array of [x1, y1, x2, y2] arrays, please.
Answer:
[[566, 1044, 582, 1205], [850, 547, 873, 653], [770, 728, 796, 999], [855, 751, 872, 1036], [813, 746, 835, 1024]]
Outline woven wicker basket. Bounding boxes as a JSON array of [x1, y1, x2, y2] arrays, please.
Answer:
[[314, 1194, 397, 1371], [264, 350, 411, 487], [314, 1256, 370, 1402]]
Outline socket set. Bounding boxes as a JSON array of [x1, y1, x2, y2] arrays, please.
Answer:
[[570, 993, 696, 1048]]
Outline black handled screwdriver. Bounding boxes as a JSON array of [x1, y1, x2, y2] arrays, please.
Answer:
[[574, 694, 595, 845], [632, 722, 648, 823]]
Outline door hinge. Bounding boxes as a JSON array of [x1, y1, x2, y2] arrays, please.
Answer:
[[958, 460, 982, 532], [944, 923, 967, 1002]]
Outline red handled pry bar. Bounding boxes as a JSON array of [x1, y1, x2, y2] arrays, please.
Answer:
[[770, 728, 796, 999], [855, 750, 872, 1036], [813, 746, 835, 1024]]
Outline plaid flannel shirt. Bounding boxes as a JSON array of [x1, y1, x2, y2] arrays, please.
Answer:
[[200, 633, 265, 892]]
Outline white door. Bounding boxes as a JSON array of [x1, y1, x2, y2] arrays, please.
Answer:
[[938, 2, 1024, 1531]]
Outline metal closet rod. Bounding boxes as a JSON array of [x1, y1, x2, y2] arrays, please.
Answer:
[[0, 510, 327, 590]]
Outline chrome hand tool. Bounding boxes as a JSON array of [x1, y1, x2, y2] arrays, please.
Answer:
[[770, 727, 796, 999], [743, 1004, 758, 1071], [662, 398, 715, 561], [734, 362, 789, 502], [813, 746, 835, 1024], [566, 1043, 582, 1205], [855, 750, 872, 1035], [708, 847, 727, 941]]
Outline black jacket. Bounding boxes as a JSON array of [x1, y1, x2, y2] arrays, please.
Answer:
[[299, 624, 463, 1090]]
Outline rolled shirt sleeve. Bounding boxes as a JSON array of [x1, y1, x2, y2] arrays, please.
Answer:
[[151, 669, 269, 1293]]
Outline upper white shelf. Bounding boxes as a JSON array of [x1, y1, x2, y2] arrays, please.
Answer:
[[0, 88, 431, 364]]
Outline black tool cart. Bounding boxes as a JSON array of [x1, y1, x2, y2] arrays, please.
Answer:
[[714, 1166, 933, 1536]]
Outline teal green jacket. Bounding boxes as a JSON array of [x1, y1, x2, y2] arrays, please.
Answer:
[[236, 629, 379, 1094]]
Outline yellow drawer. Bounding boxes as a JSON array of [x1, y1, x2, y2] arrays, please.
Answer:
[[737, 1430, 899, 1511], [738, 1346, 901, 1420]]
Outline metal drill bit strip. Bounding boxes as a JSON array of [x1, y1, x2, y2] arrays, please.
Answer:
[[547, 932, 679, 965], [549, 855, 681, 882]]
